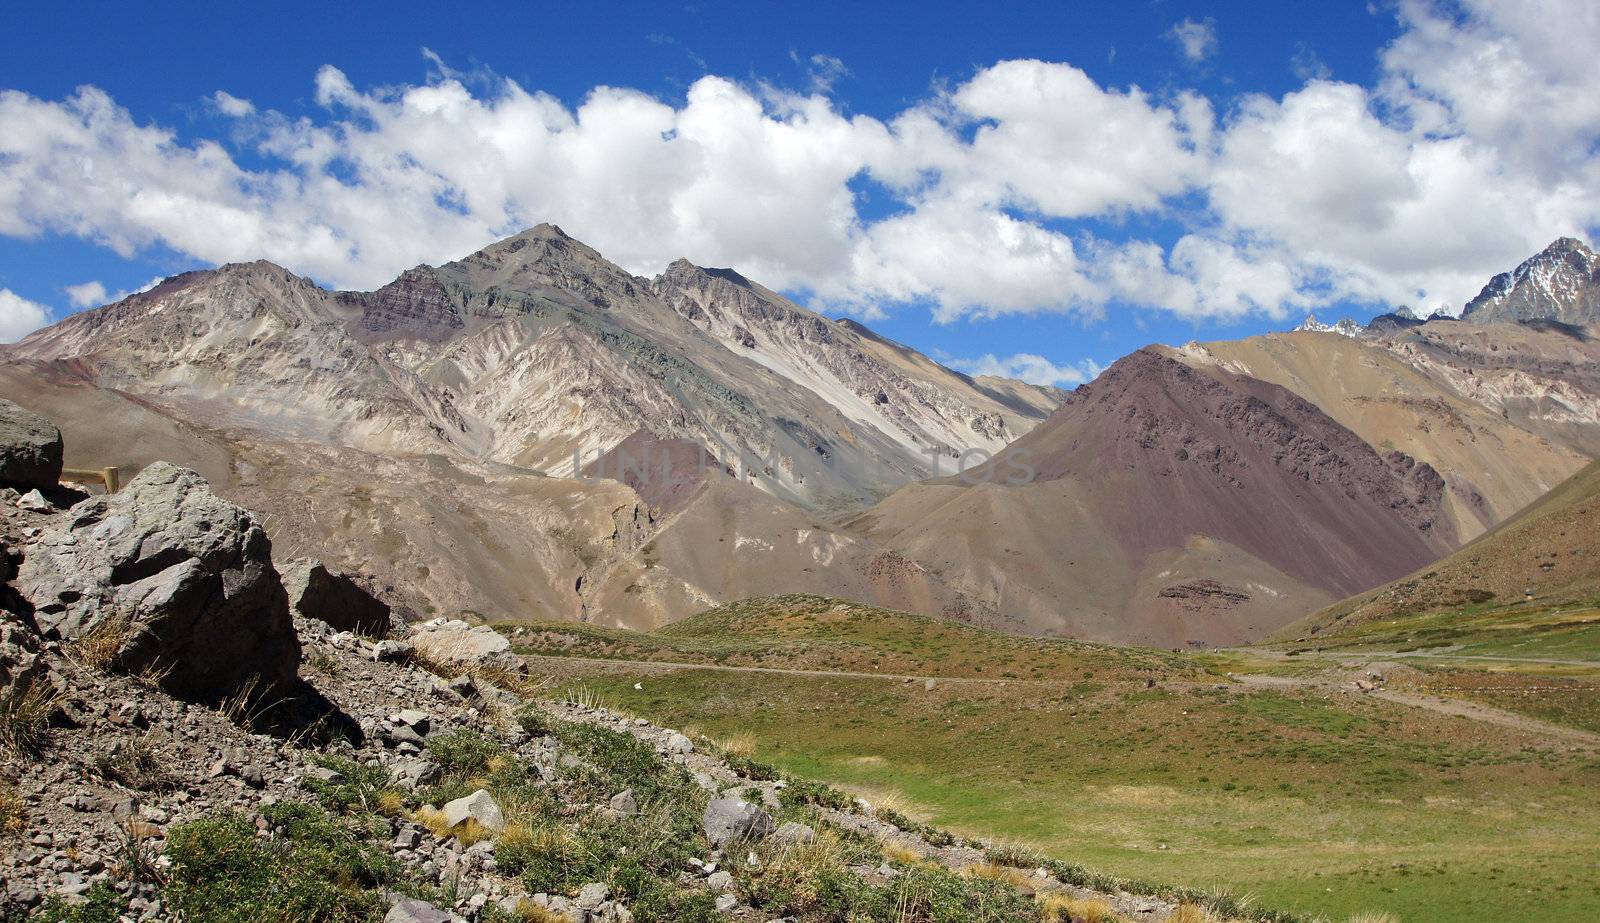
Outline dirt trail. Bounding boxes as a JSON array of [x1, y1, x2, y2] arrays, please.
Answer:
[[1230, 673, 1600, 746], [1242, 648, 1599, 667], [525, 650, 1600, 747], [518, 650, 1057, 685]]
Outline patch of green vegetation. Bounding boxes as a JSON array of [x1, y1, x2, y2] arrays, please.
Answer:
[[1281, 601, 1600, 662], [31, 884, 127, 923], [162, 801, 398, 922], [565, 661, 1600, 923], [500, 594, 1190, 683], [1232, 691, 1369, 736], [424, 728, 501, 775]]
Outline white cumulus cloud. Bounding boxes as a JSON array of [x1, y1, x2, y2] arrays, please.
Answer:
[[0, 0, 1595, 325], [1170, 18, 1218, 64], [64, 280, 108, 308], [0, 289, 51, 342], [947, 352, 1102, 388]]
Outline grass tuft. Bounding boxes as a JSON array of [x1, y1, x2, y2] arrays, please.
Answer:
[[0, 679, 59, 757], [1039, 894, 1125, 923]]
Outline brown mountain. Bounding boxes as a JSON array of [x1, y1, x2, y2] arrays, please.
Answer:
[[0, 227, 1034, 628], [1284, 457, 1600, 639], [6, 228, 1600, 645], [1168, 329, 1594, 540], [851, 348, 1460, 646], [7, 225, 1059, 514]]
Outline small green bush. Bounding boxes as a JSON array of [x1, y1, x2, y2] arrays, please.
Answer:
[[303, 756, 395, 815], [425, 729, 500, 775], [162, 802, 396, 922], [30, 884, 127, 923], [778, 777, 851, 812], [515, 704, 554, 737]]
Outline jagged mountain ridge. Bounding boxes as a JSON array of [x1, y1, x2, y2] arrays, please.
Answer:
[[8, 225, 1060, 513], [1462, 237, 1600, 326], [1169, 328, 1596, 540]]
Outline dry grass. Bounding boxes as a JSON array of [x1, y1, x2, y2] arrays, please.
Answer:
[[93, 733, 173, 791], [1039, 894, 1125, 922], [0, 784, 25, 836], [749, 828, 850, 907], [503, 821, 577, 863], [1166, 904, 1219, 923], [561, 685, 606, 711], [719, 731, 758, 759], [375, 790, 406, 817], [411, 805, 496, 846], [502, 898, 575, 923], [880, 840, 928, 866], [1345, 914, 1400, 923], [965, 860, 1033, 888], [0, 681, 60, 757], [69, 615, 134, 672]]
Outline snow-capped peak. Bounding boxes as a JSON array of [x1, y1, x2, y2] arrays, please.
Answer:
[[1293, 314, 1362, 337]]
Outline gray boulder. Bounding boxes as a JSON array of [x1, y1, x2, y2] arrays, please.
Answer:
[[279, 558, 391, 637], [702, 797, 775, 846], [772, 821, 817, 847], [0, 617, 47, 699], [608, 788, 638, 816], [393, 757, 442, 791], [16, 462, 300, 703], [442, 789, 505, 834], [384, 898, 451, 923], [410, 619, 512, 668], [0, 400, 62, 491]]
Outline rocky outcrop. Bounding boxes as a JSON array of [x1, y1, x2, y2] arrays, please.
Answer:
[[16, 462, 299, 702], [701, 795, 776, 846], [0, 399, 63, 491], [0, 617, 47, 699], [408, 619, 513, 669], [280, 558, 392, 637], [1462, 237, 1600, 326]]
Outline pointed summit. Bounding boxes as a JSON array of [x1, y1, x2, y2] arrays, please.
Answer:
[[1463, 237, 1600, 326]]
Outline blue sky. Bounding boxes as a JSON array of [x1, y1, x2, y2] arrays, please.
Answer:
[[2, 1, 1597, 384]]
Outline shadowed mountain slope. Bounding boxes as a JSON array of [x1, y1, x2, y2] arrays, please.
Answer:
[[851, 348, 1460, 646], [1283, 457, 1600, 640], [1167, 331, 1593, 540]]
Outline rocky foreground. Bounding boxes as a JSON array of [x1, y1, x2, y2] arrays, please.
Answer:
[[0, 400, 1280, 923]]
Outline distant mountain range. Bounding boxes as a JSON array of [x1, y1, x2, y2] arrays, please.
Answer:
[[3, 231, 1597, 646], [1291, 237, 1600, 338]]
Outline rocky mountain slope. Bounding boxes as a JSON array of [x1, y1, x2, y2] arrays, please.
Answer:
[[1462, 236, 1600, 326], [4, 231, 1600, 646], [0, 418, 1272, 923], [1167, 331, 1593, 540], [1369, 317, 1600, 457], [850, 348, 1460, 646], [1284, 457, 1600, 640], [7, 226, 1057, 514], [0, 370, 977, 632]]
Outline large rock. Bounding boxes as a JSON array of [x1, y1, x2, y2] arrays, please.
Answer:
[[15, 462, 299, 702], [0, 399, 63, 491], [409, 619, 512, 668], [385, 899, 451, 923], [0, 617, 46, 699], [280, 558, 391, 637], [441, 789, 505, 834], [702, 797, 775, 846]]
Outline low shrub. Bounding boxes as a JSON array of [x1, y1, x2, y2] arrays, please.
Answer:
[[425, 729, 501, 776], [162, 802, 397, 922]]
